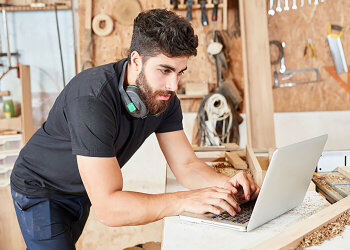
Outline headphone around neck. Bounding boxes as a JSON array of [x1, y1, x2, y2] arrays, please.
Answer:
[[118, 61, 149, 119]]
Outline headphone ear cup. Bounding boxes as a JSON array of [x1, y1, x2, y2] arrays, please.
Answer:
[[125, 86, 149, 118]]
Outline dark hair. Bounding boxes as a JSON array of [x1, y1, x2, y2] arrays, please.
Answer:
[[127, 9, 198, 63]]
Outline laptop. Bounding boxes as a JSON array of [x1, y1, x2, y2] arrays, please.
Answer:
[[180, 134, 328, 232]]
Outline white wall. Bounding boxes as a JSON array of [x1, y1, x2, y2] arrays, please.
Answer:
[[183, 111, 350, 151]]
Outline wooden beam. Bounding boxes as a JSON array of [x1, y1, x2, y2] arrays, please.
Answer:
[[20, 65, 34, 144], [252, 195, 350, 250], [225, 151, 247, 169], [246, 145, 263, 186], [239, 0, 275, 151]]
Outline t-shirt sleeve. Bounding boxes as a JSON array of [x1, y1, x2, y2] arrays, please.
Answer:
[[64, 96, 116, 157], [156, 95, 183, 133]]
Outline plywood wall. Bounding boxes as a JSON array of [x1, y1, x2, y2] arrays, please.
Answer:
[[77, 0, 243, 104], [268, 0, 350, 112]]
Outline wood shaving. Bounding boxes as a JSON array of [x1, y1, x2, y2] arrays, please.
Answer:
[[297, 210, 350, 249], [323, 174, 346, 184], [312, 176, 333, 191], [212, 162, 250, 177]]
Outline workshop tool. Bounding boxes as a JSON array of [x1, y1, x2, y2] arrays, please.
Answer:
[[186, 0, 193, 21], [284, 0, 289, 11], [274, 68, 321, 88], [292, 0, 297, 10], [171, 0, 178, 10], [212, 0, 219, 21], [54, 3, 66, 88], [324, 66, 350, 94], [276, 0, 282, 12], [304, 37, 316, 58], [270, 40, 321, 88], [200, 0, 208, 26], [301, 0, 304, 7], [92, 14, 114, 37], [268, 0, 275, 16], [198, 93, 233, 146], [327, 24, 348, 74]]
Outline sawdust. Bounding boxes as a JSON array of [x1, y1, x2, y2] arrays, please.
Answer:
[[297, 210, 350, 249], [312, 176, 333, 191], [323, 174, 346, 184], [212, 162, 250, 177]]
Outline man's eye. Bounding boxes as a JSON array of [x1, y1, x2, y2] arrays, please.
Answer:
[[160, 69, 170, 74], [178, 71, 185, 76]]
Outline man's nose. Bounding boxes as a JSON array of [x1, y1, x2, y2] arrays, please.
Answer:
[[166, 74, 179, 92]]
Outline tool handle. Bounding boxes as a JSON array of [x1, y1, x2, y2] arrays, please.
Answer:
[[186, 1, 193, 21], [200, 1, 208, 26], [212, 3, 218, 21]]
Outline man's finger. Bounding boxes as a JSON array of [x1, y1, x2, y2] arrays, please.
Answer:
[[246, 174, 257, 193], [235, 173, 251, 200], [208, 198, 237, 216], [224, 181, 238, 195], [214, 192, 241, 213]]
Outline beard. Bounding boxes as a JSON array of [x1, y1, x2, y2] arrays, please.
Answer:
[[135, 68, 175, 115]]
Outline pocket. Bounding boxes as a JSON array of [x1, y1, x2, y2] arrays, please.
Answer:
[[11, 189, 46, 211]]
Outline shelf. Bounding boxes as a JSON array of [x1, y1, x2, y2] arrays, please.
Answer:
[[0, 4, 71, 12], [177, 94, 205, 99]]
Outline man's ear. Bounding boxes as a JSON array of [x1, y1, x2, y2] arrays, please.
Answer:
[[130, 51, 142, 72]]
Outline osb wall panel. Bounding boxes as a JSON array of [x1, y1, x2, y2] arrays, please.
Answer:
[[268, 1, 350, 112], [78, 0, 243, 97]]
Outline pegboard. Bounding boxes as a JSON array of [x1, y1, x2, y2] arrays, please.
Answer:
[[267, 0, 350, 112]]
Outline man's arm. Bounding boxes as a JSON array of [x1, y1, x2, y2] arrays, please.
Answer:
[[77, 155, 240, 227], [156, 130, 260, 202]]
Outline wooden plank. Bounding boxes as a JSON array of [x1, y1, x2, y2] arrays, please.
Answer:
[[82, 0, 93, 69], [336, 166, 350, 180], [239, 0, 275, 151], [252, 195, 350, 250], [246, 145, 263, 187], [225, 151, 247, 169], [0, 116, 21, 132], [0, 187, 26, 250], [185, 82, 208, 96], [20, 65, 34, 144], [312, 175, 343, 204], [0, 91, 10, 97]]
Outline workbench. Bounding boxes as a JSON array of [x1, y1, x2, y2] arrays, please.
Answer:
[[162, 166, 350, 250]]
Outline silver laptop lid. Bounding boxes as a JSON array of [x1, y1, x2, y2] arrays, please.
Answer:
[[246, 134, 328, 231]]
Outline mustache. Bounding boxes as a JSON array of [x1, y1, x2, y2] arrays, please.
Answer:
[[153, 90, 175, 97]]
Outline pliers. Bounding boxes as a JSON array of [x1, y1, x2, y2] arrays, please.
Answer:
[[304, 37, 316, 58]]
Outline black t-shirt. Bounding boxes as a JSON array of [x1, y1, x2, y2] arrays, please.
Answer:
[[10, 59, 183, 198]]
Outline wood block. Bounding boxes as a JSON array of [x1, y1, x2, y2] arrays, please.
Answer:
[[336, 166, 350, 180], [185, 82, 208, 96], [246, 145, 264, 187], [0, 116, 21, 132], [252, 195, 350, 250], [225, 151, 247, 170]]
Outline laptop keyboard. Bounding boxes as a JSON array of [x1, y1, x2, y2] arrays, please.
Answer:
[[211, 201, 256, 224]]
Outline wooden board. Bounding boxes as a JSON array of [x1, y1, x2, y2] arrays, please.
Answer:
[[0, 187, 26, 250], [253, 195, 350, 250], [225, 151, 247, 169], [239, 0, 275, 151], [20, 65, 34, 144], [268, 0, 350, 111], [246, 145, 264, 187], [336, 166, 350, 180]]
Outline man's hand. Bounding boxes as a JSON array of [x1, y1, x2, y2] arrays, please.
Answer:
[[177, 187, 241, 216], [223, 172, 260, 204]]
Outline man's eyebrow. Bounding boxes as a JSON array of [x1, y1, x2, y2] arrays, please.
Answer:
[[159, 64, 187, 73]]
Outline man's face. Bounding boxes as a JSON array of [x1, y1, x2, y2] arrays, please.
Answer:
[[135, 54, 188, 115]]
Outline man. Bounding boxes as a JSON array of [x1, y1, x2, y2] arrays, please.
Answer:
[[10, 9, 259, 249]]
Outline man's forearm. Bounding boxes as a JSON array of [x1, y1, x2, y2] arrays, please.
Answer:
[[95, 191, 184, 227], [175, 160, 230, 190]]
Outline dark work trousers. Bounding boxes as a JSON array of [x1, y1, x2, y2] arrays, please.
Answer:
[[11, 188, 91, 250]]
